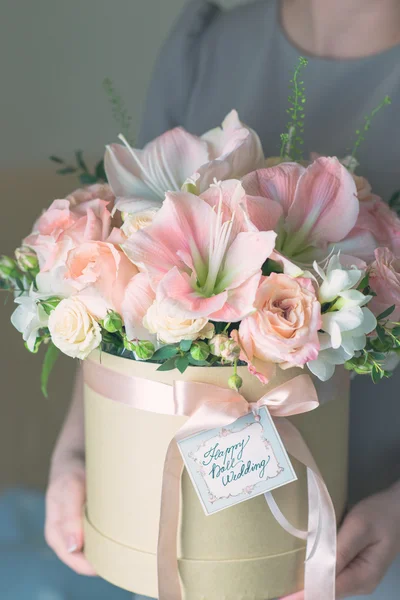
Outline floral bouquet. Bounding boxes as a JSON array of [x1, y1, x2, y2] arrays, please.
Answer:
[[2, 59, 400, 599]]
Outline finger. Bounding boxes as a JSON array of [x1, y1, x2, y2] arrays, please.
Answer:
[[45, 522, 97, 575], [46, 475, 85, 548], [336, 541, 388, 599], [45, 473, 95, 575], [336, 511, 370, 575]]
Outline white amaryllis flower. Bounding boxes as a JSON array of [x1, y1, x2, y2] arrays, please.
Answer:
[[48, 297, 101, 359], [11, 292, 49, 351], [105, 110, 264, 215], [307, 255, 377, 380]]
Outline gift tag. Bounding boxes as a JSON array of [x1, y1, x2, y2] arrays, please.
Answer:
[[178, 407, 297, 515]]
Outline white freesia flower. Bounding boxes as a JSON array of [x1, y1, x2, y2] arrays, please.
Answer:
[[48, 297, 101, 359], [314, 254, 364, 304], [143, 301, 214, 344], [11, 292, 48, 352], [307, 255, 377, 381]]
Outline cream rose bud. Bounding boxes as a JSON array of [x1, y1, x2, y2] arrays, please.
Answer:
[[143, 301, 214, 344], [48, 297, 102, 359], [121, 208, 159, 237]]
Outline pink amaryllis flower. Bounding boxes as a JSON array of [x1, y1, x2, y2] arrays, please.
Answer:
[[241, 157, 359, 263], [104, 110, 264, 215], [122, 181, 276, 322], [335, 197, 400, 262]]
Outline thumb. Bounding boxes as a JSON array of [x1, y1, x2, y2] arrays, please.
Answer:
[[60, 473, 86, 552]]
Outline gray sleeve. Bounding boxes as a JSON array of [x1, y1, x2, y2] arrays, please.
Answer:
[[137, 0, 221, 147]]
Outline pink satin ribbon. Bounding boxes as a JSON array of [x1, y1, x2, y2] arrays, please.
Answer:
[[84, 359, 337, 600]]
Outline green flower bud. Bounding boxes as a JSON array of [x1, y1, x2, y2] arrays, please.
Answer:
[[0, 255, 19, 279], [123, 337, 137, 352], [15, 246, 39, 274], [190, 341, 210, 361], [103, 311, 123, 333], [228, 374, 243, 391], [135, 340, 155, 360]]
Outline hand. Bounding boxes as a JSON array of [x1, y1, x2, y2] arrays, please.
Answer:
[[45, 455, 96, 576], [281, 482, 400, 599]]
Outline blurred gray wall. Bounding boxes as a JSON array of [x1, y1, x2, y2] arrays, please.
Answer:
[[0, 0, 245, 490]]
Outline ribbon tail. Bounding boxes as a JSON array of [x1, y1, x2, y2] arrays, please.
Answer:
[[276, 418, 337, 600], [157, 440, 184, 600]]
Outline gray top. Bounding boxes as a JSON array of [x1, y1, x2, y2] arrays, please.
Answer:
[[138, 0, 400, 503]]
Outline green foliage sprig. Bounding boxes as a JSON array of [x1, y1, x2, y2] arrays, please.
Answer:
[[280, 56, 308, 161], [348, 96, 391, 171], [103, 77, 135, 146], [50, 151, 106, 186], [344, 305, 400, 383]]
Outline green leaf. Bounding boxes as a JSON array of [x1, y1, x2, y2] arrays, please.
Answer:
[[95, 159, 107, 182], [176, 355, 190, 374], [377, 305, 395, 321], [49, 155, 64, 164], [79, 173, 98, 185], [371, 365, 383, 384], [357, 273, 370, 291], [75, 150, 88, 172], [392, 326, 400, 337], [156, 357, 178, 372], [376, 324, 387, 343], [41, 343, 60, 398], [152, 345, 179, 361], [179, 339, 192, 352], [56, 166, 77, 175], [389, 190, 400, 209], [370, 351, 387, 361]]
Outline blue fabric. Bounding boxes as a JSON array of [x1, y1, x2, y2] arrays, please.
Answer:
[[0, 488, 144, 600]]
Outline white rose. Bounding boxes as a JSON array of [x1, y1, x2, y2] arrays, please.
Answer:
[[48, 297, 102, 359], [121, 208, 158, 237], [143, 301, 214, 344]]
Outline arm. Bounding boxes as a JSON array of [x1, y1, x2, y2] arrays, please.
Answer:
[[45, 366, 96, 575]]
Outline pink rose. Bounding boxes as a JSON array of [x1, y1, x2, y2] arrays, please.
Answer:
[[369, 248, 400, 323], [65, 241, 138, 318], [237, 273, 321, 370], [66, 183, 115, 207], [24, 198, 112, 271]]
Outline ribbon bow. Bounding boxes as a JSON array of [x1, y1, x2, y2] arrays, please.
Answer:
[[84, 361, 337, 600]]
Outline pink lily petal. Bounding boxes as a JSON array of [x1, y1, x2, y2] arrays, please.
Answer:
[[210, 271, 261, 322], [329, 229, 378, 263], [217, 231, 276, 291], [157, 268, 227, 319], [286, 157, 359, 246], [242, 163, 305, 215], [123, 192, 214, 284], [200, 180, 249, 234], [243, 195, 284, 233], [122, 273, 156, 340]]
